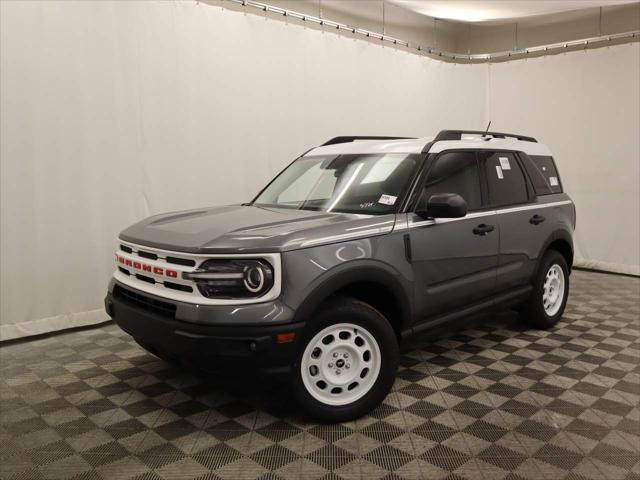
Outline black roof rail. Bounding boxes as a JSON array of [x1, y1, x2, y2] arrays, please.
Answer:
[[321, 136, 415, 146], [434, 130, 537, 143]]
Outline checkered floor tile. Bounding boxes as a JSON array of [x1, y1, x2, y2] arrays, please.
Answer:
[[1, 270, 639, 480]]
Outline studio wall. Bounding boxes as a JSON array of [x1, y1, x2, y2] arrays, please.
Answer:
[[488, 43, 640, 276], [0, 0, 486, 339], [1, 1, 638, 340]]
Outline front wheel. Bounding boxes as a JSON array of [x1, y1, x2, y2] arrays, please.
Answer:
[[292, 298, 399, 423], [522, 250, 570, 329]]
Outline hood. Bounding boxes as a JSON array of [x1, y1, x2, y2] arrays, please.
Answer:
[[119, 204, 396, 253]]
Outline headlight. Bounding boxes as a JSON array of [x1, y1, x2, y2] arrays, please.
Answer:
[[183, 259, 275, 299]]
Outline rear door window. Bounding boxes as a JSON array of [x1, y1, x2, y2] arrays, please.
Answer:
[[480, 151, 529, 207], [521, 155, 563, 195]]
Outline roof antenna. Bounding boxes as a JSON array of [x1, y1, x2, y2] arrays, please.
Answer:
[[482, 121, 492, 140]]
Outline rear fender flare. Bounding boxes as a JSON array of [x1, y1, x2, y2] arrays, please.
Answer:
[[536, 228, 574, 275]]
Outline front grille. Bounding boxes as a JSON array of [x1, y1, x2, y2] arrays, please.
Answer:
[[114, 240, 280, 305], [113, 285, 177, 318]]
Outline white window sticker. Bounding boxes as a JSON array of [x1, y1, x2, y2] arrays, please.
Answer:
[[549, 176, 559, 186], [499, 157, 511, 170], [495, 165, 504, 179], [378, 194, 397, 206]]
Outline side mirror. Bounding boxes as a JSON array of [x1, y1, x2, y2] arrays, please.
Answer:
[[416, 192, 467, 219]]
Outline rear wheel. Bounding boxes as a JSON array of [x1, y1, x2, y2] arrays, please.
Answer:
[[522, 250, 570, 329], [292, 298, 399, 423]]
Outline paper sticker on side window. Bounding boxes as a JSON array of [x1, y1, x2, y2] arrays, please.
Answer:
[[499, 157, 511, 170], [495, 165, 504, 179], [524, 155, 563, 195]]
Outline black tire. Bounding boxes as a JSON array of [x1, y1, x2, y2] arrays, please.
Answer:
[[292, 297, 399, 423], [522, 250, 570, 329]]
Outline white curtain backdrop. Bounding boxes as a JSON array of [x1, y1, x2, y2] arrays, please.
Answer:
[[1, 1, 638, 340], [487, 44, 640, 276], [0, 0, 486, 340]]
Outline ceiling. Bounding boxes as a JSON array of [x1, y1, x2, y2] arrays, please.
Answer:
[[388, 0, 639, 23]]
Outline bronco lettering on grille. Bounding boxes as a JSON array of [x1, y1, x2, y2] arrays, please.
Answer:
[[116, 255, 178, 278]]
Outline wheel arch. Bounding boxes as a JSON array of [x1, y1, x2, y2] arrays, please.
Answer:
[[540, 229, 574, 273], [292, 261, 412, 338]]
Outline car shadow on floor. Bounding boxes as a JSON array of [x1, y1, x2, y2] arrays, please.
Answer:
[[152, 307, 529, 424]]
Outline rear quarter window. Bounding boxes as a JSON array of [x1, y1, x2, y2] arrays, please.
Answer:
[[521, 155, 563, 195]]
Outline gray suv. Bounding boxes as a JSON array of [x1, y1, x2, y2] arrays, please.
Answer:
[[105, 130, 575, 422]]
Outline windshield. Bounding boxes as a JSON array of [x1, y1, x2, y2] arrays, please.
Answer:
[[253, 153, 420, 215]]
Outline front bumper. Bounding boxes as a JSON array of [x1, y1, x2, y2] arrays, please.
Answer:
[[105, 280, 304, 375]]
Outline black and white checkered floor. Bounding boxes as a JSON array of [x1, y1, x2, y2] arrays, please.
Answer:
[[1, 270, 638, 480]]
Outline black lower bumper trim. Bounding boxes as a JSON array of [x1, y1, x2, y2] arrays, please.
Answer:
[[105, 292, 304, 374]]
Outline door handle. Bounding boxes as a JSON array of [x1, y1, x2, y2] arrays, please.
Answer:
[[473, 224, 495, 236], [530, 214, 546, 225]]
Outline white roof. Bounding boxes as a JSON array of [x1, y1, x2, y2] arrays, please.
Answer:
[[305, 134, 552, 157], [306, 138, 433, 156]]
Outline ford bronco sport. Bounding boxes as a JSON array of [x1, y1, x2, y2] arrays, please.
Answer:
[[105, 130, 575, 422]]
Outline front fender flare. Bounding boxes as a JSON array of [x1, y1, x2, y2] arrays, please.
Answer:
[[291, 259, 413, 330]]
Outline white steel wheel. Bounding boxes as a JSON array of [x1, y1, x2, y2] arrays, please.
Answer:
[[543, 264, 565, 316], [300, 323, 382, 407]]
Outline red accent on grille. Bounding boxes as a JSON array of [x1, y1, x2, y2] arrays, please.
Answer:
[[116, 255, 178, 279]]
